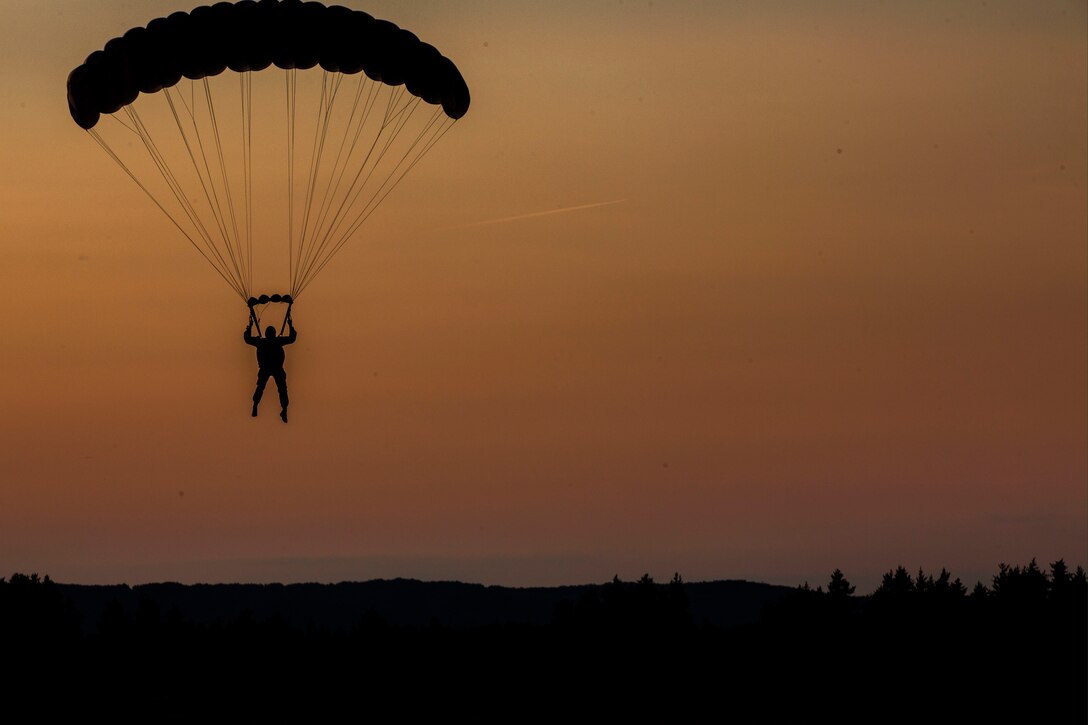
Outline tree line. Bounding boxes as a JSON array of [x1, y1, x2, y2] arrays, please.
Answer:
[[2, 561, 1083, 722]]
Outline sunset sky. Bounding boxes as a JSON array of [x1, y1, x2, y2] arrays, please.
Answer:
[[1, 0, 1084, 591]]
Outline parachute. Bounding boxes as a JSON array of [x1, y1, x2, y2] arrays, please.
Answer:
[[67, 0, 469, 305]]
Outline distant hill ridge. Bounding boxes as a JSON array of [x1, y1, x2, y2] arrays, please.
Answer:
[[57, 578, 793, 632]]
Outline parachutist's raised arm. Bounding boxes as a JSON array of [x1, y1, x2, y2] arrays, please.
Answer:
[[285, 320, 297, 345], [244, 321, 257, 346]]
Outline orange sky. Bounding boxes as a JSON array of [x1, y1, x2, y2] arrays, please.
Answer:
[[1, 1, 1084, 591]]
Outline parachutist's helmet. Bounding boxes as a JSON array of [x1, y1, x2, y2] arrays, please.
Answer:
[[265, 326, 276, 338]]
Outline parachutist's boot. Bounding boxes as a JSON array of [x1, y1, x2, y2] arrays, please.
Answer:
[[280, 408, 288, 423], [252, 403, 259, 417]]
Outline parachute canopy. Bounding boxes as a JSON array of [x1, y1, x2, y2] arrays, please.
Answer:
[[67, 0, 469, 302], [67, 0, 469, 129]]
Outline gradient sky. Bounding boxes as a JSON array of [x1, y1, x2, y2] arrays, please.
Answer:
[[1, 0, 1084, 591]]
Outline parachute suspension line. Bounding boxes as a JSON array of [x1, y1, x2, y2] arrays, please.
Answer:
[[240, 71, 255, 297], [294, 106, 457, 296], [285, 68, 298, 294], [292, 85, 419, 293], [108, 112, 140, 136], [294, 70, 343, 296], [299, 73, 377, 273], [86, 126, 245, 300], [303, 110, 455, 292], [317, 78, 371, 210], [121, 104, 249, 300], [357, 97, 436, 203], [342, 107, 456, 243], [290, 73, 382, 293], [119, 105, 222, 254], [179, 81, 249, 296], [202, 77, 249, 297], [165, 84, 234, 251], [353, 109, 452, 232], [294, 81, 401, 288], [161, 86, 249, 296]]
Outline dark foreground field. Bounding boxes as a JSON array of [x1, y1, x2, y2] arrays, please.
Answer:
[[3, 562, 1084, 723]]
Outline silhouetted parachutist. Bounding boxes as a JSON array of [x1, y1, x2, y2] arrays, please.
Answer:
[[245, 315, 297, 422]]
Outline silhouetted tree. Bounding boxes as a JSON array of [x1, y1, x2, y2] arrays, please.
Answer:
[[0, 572, 80, 647], [933, 568, 966, 595], [992, 559, 1050, 617], [870, 566, 914, 619], [827, 569, 855, 598], [882, 566, 914, 597], [1049, 559, 1070, 599], [914, 568, 934, 595]]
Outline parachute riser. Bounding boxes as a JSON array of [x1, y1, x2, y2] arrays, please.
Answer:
[[279, 302, 294, 336], [247, 293, 294, 337]]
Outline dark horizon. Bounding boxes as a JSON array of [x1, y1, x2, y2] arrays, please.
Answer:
[[9, 555, 1083, 629], [4, 561, 1085, 721]]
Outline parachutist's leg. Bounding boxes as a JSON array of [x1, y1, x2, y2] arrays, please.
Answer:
[[253, 370, 271, 415], [273, 369, 289, 415]]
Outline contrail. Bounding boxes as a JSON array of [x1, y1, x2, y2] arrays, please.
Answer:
[[451, 199, 627, 229]]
